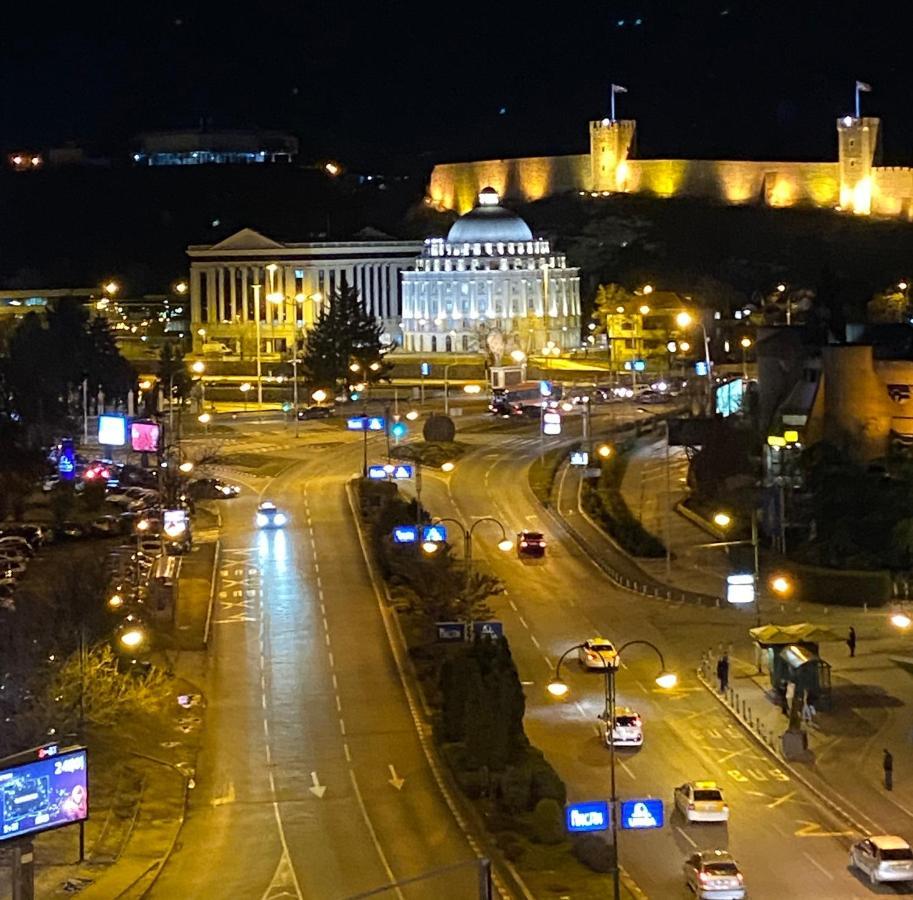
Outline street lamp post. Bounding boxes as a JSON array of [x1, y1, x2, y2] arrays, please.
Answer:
[[443, 363, 456, 415], [740, 337, 752, 380], [252, 281, 263, 409], [547, 640, 676, 900], [423, 515, 513, 586]]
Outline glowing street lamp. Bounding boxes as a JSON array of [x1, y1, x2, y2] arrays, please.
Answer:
[[311, 389, 328, 403], [191, 361, 205, 374], [422, 540, 440, 554], [675, 311, 692, 328], [891, 611, 913, 630], [638, 305, 650, 315], [174, 280, 188, 295], [405, 409, 420, 421], [103, 280, 119, 297], [463, 384, 482, 395], [198, 412, 211, 425], [597, 443, 614, 459], [440, 461, 456, 473], [713, 511, 732, 528], [510, 349, 527, 364], [497, 538, 514, 553], [179, 461, 194, 474]]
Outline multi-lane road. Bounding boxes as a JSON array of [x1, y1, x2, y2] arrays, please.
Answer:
[[154, 408, 913, 898]]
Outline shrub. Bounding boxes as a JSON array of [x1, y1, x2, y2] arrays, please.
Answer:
[[573, 835, 615, 873], [495, 831, 526, 863], [529, 754, 567, 807], [454, 765, 490, 799], [531, 798, 565, 845], [498, 763, 533, 814], [786, 562, 892, 607], [423, 414, 456, 443]]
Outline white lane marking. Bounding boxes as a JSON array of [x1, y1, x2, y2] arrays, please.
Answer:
[[574, 701, 587, 718], [332, 674, 338, 690], [325, 633, 331, 647], [328, 652, 335, 669], [802, 851, 834, 880], [542, 655, 553, 669], [344, 743, 352, 763], [336, 695, 342, 712], [530, 635, 541, 649], [320, 603, 327, 615], [675, 825, 697, 848], [265, 744, 272, 765], [339, 718, 346, 736], [348, 770, 404, 900], [508, 599, 518, 611], [518, 616, 528, 629], [620, 761, 636, 780], [263, 718, 270, 738]]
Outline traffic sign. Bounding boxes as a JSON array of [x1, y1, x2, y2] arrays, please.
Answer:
[[565, 800, 610, 833], [347, 416, 366, 430], [367, 416, 386, 431], [620, 798, 664, 830], [391, 464, 413, 480], [392, 526, 418, 543], [695, 361, 709, 376], [726, 572, 755, 605], [539, 380, 554, 397], [391, 421, 408, 439], [543, 410, 562, 436], [472, 620, 504, 641], [422, 524, 447, 543], [570, 450, 589, 466], [436, 622, 467, 643], [367, 465, 388, 479], [420, 362, 431, 376]]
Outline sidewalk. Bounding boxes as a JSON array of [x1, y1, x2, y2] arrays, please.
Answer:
[[1, 541, 216, 899]]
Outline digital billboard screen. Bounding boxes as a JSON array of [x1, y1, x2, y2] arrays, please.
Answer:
[[715, 379, 744, 418], [98, 415, 126, 446], [0, 746, 88, 842], [130, 421, 160, 453]]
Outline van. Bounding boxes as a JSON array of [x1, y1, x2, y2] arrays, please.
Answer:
[[202, 341, 233, 356]]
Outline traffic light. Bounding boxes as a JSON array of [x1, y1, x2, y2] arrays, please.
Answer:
[[391, 421, 408, 439]]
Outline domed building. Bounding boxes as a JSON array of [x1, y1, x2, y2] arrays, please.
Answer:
[[400, 188, 581, 354]]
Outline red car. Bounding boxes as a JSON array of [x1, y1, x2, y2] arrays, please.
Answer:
[[517, 530, 546, 558]]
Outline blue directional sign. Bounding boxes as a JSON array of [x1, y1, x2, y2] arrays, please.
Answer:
[[539, 380, 554, 397], [367, 465, 388, 479], [472, 620, 504, 641], [624, 360, 646, 372], [570, 450, 589, 467], [391, 464, 413, 480], [347, 416, 367, 431], [420, 362, 431, 376], [57, 441, 76, 481], [367, 416, 386, 431], [695, 361, 709, 377], [391, 421, 408, 439], [436, 622, 467, 643], [392, 525, 418, 544], [620, 798, 664, 830], [422, 524, 447, 543], [566, 800, 610, 833]]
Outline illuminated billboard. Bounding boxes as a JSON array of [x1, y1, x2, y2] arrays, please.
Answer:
[[130, 421, 161, 453], [715, 379, 745, 418], [98, 415, 126, 446], [0, 746, 88, 842]]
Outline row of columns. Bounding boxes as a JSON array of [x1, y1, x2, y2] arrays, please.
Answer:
[[190, 261, 404, 326]]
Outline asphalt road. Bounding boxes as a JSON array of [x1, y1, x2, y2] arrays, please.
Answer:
[[151, 430, 478, 899], [412, 425, 913, 899]]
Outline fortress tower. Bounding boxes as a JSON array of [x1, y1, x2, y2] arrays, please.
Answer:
[[837, 116, 881, 215], [589, 118, 636, 192]]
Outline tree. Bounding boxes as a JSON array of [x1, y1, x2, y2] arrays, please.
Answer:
[[868, 288, 910, 324], [158, 340, 192, 406], [590, 283, 634, 338], [302, 275, 391, 395]]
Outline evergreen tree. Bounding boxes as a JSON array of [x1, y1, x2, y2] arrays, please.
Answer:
[[158, 340, 192, 406], [302, 275, 391, 395]]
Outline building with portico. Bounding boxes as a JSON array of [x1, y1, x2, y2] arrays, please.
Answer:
[[400, 188, 581, 354], [187, 228, 422, 358]]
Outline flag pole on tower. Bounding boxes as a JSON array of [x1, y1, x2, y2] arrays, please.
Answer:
[[855, 80, 872, 120], [610, 83, 628, 123]]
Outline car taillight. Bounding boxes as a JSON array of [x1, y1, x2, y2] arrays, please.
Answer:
[[520, 541, 527, 547], [736, 873, 743, 883]]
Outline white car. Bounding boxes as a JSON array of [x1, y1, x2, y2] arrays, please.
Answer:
[[256, 501, 287, 529], [578, 638, 618, 670], [683, 850, 746, 899], [0, 537, 34, 557], [849, 835, 913, 884], [603, 707, 643, 747], [674, 781, 730, 823], [0, 560, 27, 580]]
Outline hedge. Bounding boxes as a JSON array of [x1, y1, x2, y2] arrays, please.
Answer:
[[779, 562, 892, 607]]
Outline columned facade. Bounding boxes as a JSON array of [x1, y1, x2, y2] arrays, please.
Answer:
[[187, 228, 422, 357]]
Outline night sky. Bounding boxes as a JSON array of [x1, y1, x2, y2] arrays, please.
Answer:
[[3, 2, 913, 170]]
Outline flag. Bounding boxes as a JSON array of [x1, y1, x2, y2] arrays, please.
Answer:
[[856, 80, 872, 93], [612, 84, 628, 94]]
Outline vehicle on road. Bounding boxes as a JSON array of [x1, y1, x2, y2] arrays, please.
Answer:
[[297, 405, 334, 420], [683, 850, 746, 899], [91, 515, 128, 536], [189, 478, 240, 499], [635, 389, 668, 404], [674, 781, 730, 823], [849, 835, 913, 883], [517, 530, 546, 559], [602, 707, 643, 747], [489, 381, 562, 417], [578, 638, 618, 670], [256, 501, 287, 529]]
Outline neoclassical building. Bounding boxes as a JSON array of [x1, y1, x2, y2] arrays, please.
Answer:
[[187, 228, 422, 357], [401, 188, 581, 354]]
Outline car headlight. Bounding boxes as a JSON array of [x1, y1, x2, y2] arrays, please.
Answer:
[[273, 513, 287, 526], [256, 514, 268, 527]]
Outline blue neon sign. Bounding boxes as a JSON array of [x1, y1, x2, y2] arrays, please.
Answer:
[[565, 800, 610, 833], [620, 798, 664, 830]]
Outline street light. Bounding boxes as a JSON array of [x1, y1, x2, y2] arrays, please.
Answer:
[[547, 639, 676, 900], [713, 509, 762, 631], [428, 516, 513, 582], [713, 512, 732, 528], [441, 461, 456, 473], [510, 349, 527, 364], [891, 611, 913, 629], [463, 384, 482, 395], [240, 382, 252, 412], [179, 461, 194, 474], [740, 336, 752, 379], [770, 574, 793, 597], [103, 280, 119, 297], [597, 443, 614, 459], [311, 389, 328, 403], [405, 409, 420, 421]]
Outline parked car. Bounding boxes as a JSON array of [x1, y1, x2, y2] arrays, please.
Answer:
[[1, 524, 49, 546], [188, 478, 240, 499], [849, 835, 913, 884], [0, 537, 34, 557], [0, 560, 27, 580]]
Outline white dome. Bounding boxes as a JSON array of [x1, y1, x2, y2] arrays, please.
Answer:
[[446, 188, 533, 245]]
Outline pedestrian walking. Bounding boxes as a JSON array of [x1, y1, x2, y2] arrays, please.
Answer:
[[717, 654, 730, 693], [884, 749, 894, 791], [848, 626, 857, 658]]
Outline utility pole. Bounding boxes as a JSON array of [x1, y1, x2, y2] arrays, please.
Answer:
[[252, 281, 263, 410]]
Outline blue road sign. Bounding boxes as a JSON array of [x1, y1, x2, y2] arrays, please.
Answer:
[[392, 464, 413, 480], [420, 362, 431, 376], [392, 526, 418, 543], [620, 798, 664, 830], [347, 417, 366, 430], [566, 800, 610, 833], [391, 421, 408, 439], [472, 620, 504, 641], [367, 416, 386, 431], [570, 450, 589, 466], [436, 622, 467, 643], [422, 524, 447, 543], [624, 360, 646, 372], [695, 361, 709, 376], [539, 380, 553, 397], [367, 465, 388, 479]]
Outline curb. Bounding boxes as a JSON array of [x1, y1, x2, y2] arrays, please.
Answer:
[[203, 537, 221, 648], [345, 479, 536, 900], [695, 669, 883, 836]]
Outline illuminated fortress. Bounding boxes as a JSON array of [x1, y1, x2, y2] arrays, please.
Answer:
[[429, 116, 913, 220]]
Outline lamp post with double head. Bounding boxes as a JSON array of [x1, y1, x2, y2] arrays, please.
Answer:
[[421, 515, 513, 585], [547, 639, 677, 900]]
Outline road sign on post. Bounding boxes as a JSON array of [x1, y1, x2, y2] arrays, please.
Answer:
[[367, 416, 385, 431], [542, 411, 562, 436], [726, 572, 755, 605], [565, 800, 610, 833], [391, 464, 413, 480], [367, 465, 388, 479], [422, 524, 447, 543], [472, 621, 504, 641], [620, 798, 664, 830], [436, 622, 467, 642], [392, 526, 418, 543], [347, 416, 366, 430]]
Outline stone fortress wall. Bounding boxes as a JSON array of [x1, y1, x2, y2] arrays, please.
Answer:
[[428, 117, 913, 219]]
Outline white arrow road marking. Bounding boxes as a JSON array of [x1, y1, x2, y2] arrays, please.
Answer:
[[260, 848, 302, 900], [212, 781, 236, 806], [387, 765, 405, 791], [308, 771, 327, 799]]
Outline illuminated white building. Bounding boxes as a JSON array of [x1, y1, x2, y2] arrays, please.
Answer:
[[401, 188, 581, 353]]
